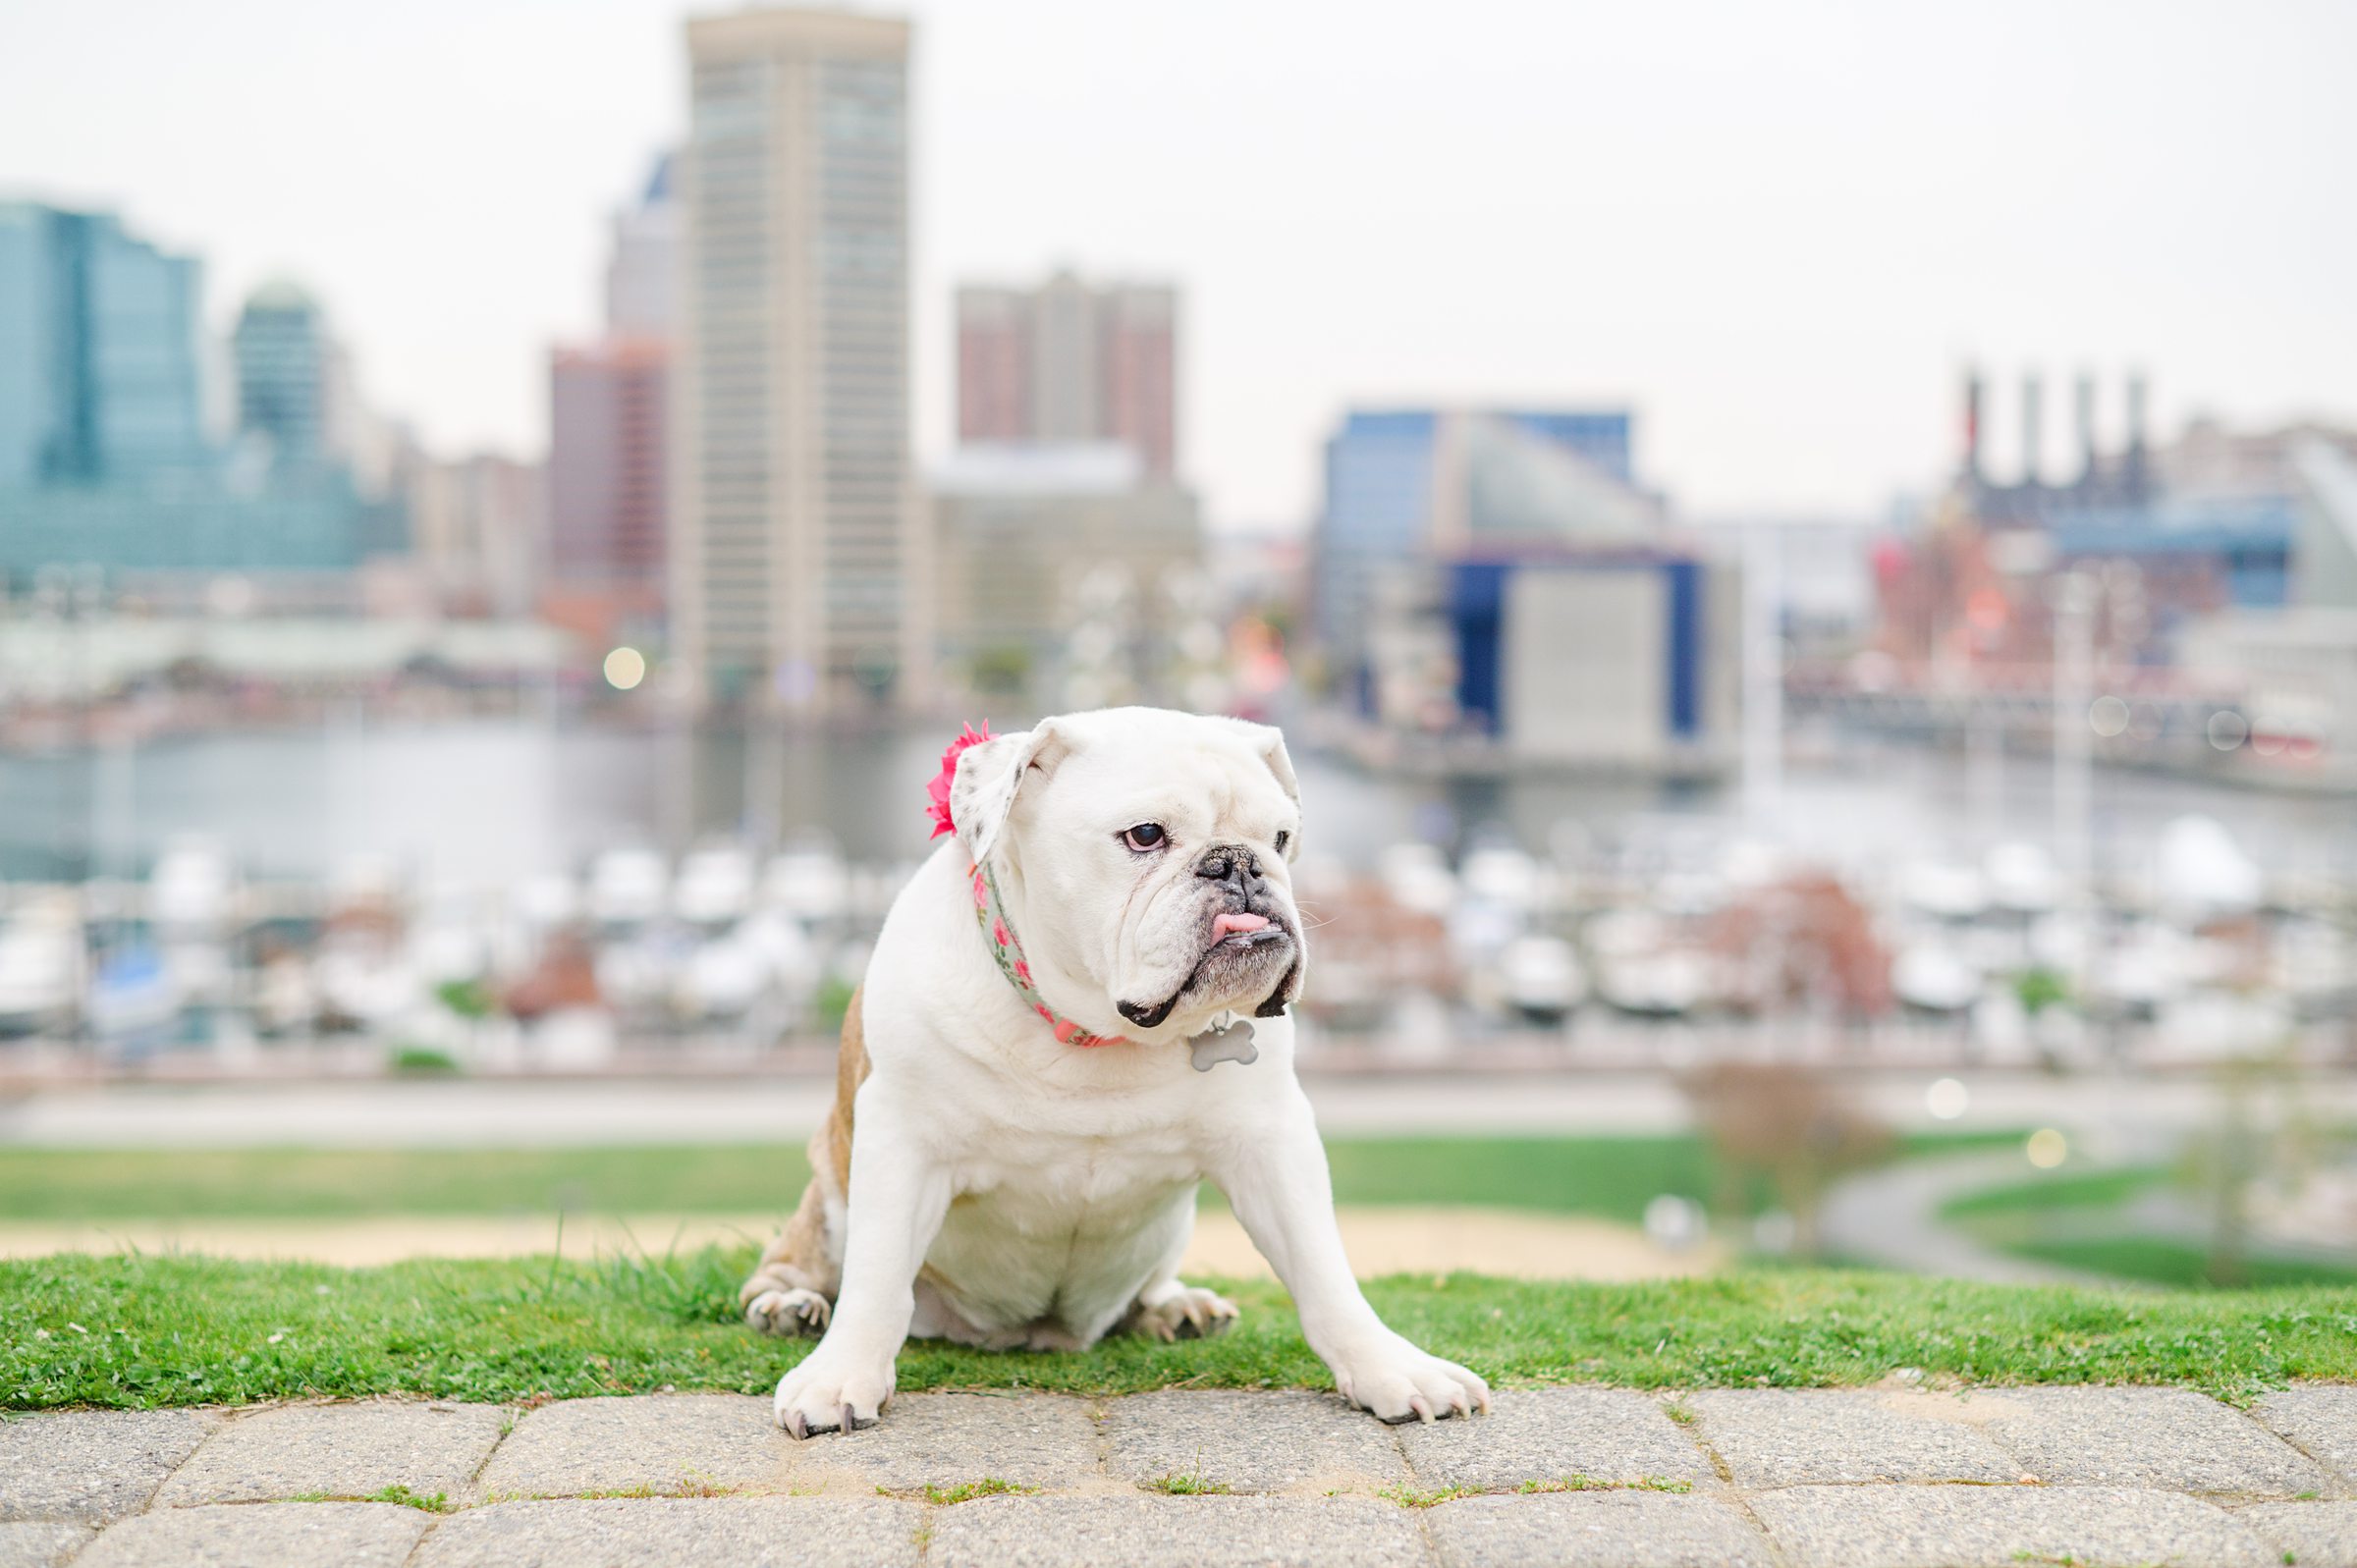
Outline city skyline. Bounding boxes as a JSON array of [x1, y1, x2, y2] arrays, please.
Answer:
[[5, 0, 2355, 530]]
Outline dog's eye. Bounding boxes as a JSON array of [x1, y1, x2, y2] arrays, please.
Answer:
[[1274, 830, 1291, 854], [1121, 823, 1167, 851]]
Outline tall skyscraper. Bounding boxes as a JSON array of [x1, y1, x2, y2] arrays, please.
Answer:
[[0, 201, 209, 490], [675, 6, 920, 712], [605, 154, 678, 339], [550, 339, 666, 597], [957, 271, 1178, 476], [233, 281, 327, 472], [548, 154, 674, 646]]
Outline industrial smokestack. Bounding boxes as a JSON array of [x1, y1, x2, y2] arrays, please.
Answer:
[[2075, 373, 2097, 485], [1963, 368, 1983, 484], [2021, 372, 2043, 488], [2125, 371, 2149, 498]]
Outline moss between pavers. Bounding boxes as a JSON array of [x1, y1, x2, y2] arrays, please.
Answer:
[[283, 1485, 452, 1513], [7, 1252, 2355, 1411], [1379, 1476, 1692, 1508]]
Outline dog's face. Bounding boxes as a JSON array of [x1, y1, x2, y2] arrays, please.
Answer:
[[950, 707, 1305, 1041]]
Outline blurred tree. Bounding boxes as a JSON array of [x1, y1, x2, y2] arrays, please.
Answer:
[[968, 644, 1032, 697], [1683, 1061, 1893, 1257]]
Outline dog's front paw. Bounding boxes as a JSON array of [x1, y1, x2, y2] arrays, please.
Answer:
[[772, 1348, 894, 1438], [745, 1287, 831, 1338], [1330, 1334, 1490, 1425], [1130, 1284, 1239, 1343]]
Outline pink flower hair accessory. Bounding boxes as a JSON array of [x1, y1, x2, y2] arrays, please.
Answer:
[[925, 721, 993, 839], [937, 719, 1130, 1051]]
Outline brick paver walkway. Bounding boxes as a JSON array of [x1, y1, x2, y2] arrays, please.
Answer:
[[2, 1386, 2353, 1566]]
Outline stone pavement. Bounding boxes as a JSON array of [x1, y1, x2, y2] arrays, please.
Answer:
[[2, 1385, 2353, 1567]]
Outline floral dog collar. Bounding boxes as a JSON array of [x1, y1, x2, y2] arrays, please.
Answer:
[[968, 860, 1126, 1049]]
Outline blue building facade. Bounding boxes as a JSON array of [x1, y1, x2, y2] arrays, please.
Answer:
[[0, 202, 388, 581], [1499, 410, 1632, 485], [1311, 405, 1641, 688], [2046, 495, 2297, 611], [233, 282, 328, 472], [1314, 410, 1439, 687], [1448, 556, 1707, 743], [0, 202, 210, 489]]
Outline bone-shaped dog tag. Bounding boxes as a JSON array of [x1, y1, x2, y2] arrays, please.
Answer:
[[1188, 1019, 1257, 1072]]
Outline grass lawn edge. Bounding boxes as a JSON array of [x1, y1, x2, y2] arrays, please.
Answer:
[[7, 1248, 2355, 1413]]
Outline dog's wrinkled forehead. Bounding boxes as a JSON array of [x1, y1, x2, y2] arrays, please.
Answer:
[[950, 707, 1300, 869]]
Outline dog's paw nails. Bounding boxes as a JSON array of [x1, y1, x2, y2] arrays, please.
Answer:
[[1132, 1286, 1240, 1343], [1334, 1341, 1490, 1427], [744, 1288, 832, 1338], [773, 1359, 890, 1437]]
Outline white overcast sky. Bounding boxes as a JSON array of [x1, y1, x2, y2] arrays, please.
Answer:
[[5, 0, 2354, 528]]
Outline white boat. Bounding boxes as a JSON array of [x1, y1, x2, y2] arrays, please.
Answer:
[[2156, 815, 2262, 922], [2146, 990, 2293, 1062], [2085, 924, 2187, 1019], [2274, 918, 2357, 1017], [1376, 843, 1457, 919], [1900, 860, 1988, 921], [512, 872, 582, 929], [589, 848, 670, 926], [149, 838, 237, 931], [1458, 843, 1542, 915], [763, 843, 850, 924], [1499, 934, 1586, 1022], [86, 942, 179, 1047], [1891, 943, 1983, 1013], [1586, 913, 1710, 1015], [0, 899, 82, 1038], [674, 934, 770, 1022], [312, 939, 418, 1030], [1983, 842, 2058, 915], [1593, 948, 1712, 1016], [675, 844, 756, 926]]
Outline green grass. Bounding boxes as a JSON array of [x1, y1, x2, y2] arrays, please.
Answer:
[[1940, 1164, 2174, 1220], [1517, 1475, 1693, 1494], [6, 1248, 2352, 1412], [910, 1478, 1037, 1505], [1379, 1482, 1484, 1507], [2000, 1237, 2357, 1290], [0, 1132, 2023, 1225], [1144, 1470, 1232, 1495], [0, 1146, 818, 1223], [1943, 1164, 2357, 1289], [286, 1485, 451, 1512]]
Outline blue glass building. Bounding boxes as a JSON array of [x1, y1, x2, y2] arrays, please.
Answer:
[[0, 202, 210, 489], [233, 281, 328, 473], [0, 202, 388, 580], [1311, 406, 1646, 679]]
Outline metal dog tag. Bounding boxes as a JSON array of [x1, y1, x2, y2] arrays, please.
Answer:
[[1188, 1018, 1257, 1072]]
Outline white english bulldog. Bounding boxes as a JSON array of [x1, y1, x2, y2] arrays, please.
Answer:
[[740, 705, 1490, 1436]]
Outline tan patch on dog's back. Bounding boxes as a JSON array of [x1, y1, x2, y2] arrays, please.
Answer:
[[739, 986, 867, 1310], [824, 984, 868, 1191]]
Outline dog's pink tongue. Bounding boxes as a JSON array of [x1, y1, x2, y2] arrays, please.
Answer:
[[1212, 912, 1271, 941]]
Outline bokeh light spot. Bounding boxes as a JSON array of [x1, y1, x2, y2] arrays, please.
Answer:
[[604, 646, 647, 690]]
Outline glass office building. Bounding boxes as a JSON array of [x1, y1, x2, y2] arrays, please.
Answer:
[[675, 7, 922, 712]]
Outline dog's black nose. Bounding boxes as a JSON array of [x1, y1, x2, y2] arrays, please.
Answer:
[[1196, 845, 1259, 887]]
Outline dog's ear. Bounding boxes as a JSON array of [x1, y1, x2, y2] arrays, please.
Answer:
[[951, 719, 1070, 867], [1214, 718, 1301, 857]]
